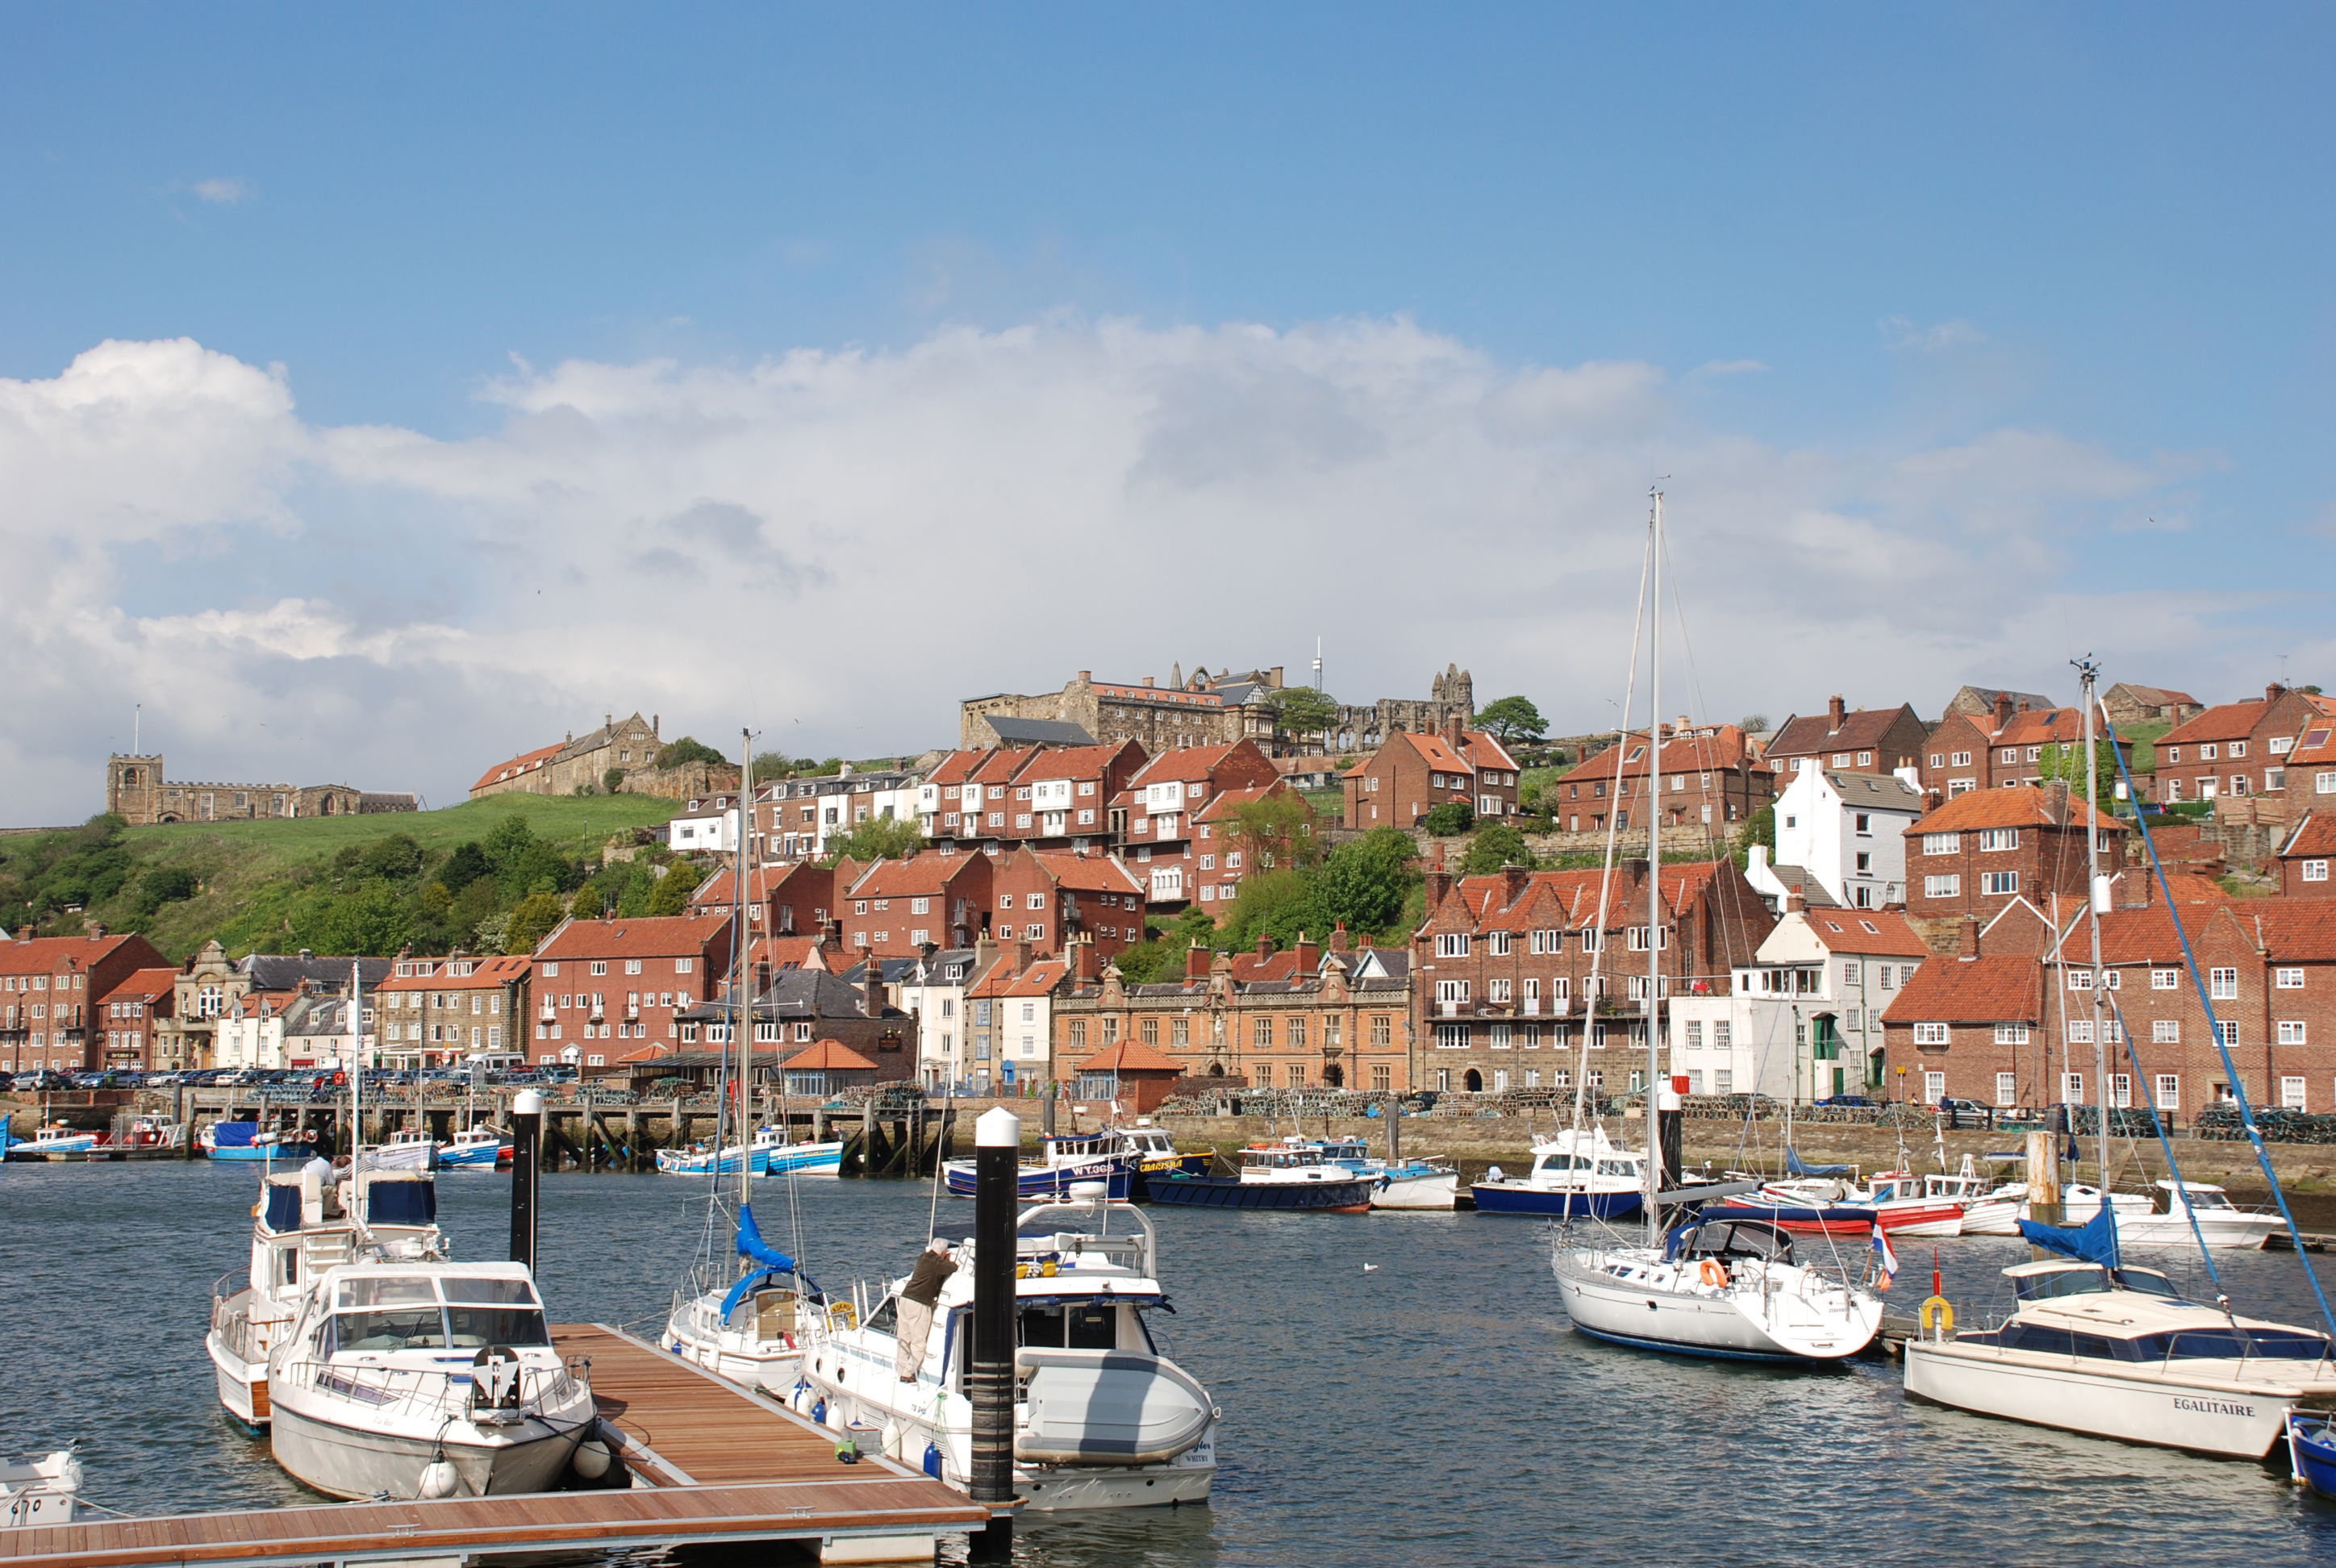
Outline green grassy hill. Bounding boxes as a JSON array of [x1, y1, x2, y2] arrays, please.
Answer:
[[2, 794, 686, 961]]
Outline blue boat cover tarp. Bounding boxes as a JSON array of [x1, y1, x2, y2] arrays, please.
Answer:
[[365, 1176, 437, 1227], [1785, 1149, 1852, 1178], [720, 1204, 818, 1321], [211, 1120, 260, 1149], [2017, 1201, 2121, 1267]]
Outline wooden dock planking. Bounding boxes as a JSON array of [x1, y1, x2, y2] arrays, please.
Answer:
[[0, 1480, 987, 1568], [0, 1324, 983, 1568], [552, 1323, 858, 1485]]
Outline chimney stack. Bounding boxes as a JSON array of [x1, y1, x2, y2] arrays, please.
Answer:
[[1012, 938, 1032, 975], [1783, 890, 1805, 914], [1185, 943, 1211, 981], [1959, 915, 1981, 960], [1255, 933, 1274, 961], [2268, 682, 2288, 703], [861, 952, 883, 1018], [1072, 936, 1099, 985], [1330, 921, 1352, 954], [1445, 712, 1464, 748], [1293, 932, 1320, 973], [1425, 862, 1454, 908], [1502, 863, 1531, 906], [1827, 694, 1846, 730], [1992, 692, 2013, 731], [1143, 675, 1155, 688]]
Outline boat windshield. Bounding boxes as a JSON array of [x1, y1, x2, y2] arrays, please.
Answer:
[[1996, 1321, 2330, 1362], [1535, 1153, 1585, 1173], [1596, 1160, 1640, 1178], [1019, 1302, 1118, 1350], [2112, 1268, 2181, 1299], [2012, 1266, 2112, 1302], [327, 1274, 548, 1351]]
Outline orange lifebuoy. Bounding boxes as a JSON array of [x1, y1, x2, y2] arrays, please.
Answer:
[[1697, 1259, 1729, 1288]]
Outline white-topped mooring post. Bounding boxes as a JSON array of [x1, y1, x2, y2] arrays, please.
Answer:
[[968, 1107, 1019, 1558], [510, 1088, 544, 1271]]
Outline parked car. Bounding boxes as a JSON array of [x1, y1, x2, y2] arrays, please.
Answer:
[[1935, 1096, 1992, 1129], [1816, 1095, 1879, 1108]]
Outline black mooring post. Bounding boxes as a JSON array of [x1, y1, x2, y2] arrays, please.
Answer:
[[509, 1089, 543, 1271], [968, 1105, 1018, 1558], [1657, 1078, 1683, 1190]]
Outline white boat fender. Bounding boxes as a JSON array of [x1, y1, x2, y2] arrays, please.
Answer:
[[570, 1438, 613, 1481], [417, 1453, 461, 1499], [879, 1420, 902, 1460]]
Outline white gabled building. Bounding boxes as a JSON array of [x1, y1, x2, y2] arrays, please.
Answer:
[[666, 793, 742, 854], [1746, 764, 1925, 912], [1666, 902, 1930, 1103]]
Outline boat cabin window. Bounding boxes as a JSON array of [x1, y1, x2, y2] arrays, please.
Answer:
[[445, 1305, 549, 1348], [1019, 1302, 1117, 1351], [2110, 1268, 2180, 1299], [1595, 1160, 1640, 1178], [1535, 1153, 1583, 1172], [327, 1274, 548, 1351], [1679, 1221, 1791, 1262], [866, 1295, 899, 1334], [2011, 1266, 2111, 1302], [332, 1305, 448, 1352]]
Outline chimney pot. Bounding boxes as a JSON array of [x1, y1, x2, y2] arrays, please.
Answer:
[[1077, 670, 1091, 683], [1828, 694, 1846, 729], [1013, 938, 1032, 974], [1143, 675, 1155, 687], [2268, 682, 2287, 703], [1255, 934, 1273, 961], [1783, 890, 1805, 913], [1330, 921, 1352, 953]]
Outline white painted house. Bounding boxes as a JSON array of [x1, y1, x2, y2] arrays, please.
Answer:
[[897, 943, 991, 1090], [666, 794, 741, 854], [1746, 764, 1925, 911], [1666, 903, 1930, 1103]]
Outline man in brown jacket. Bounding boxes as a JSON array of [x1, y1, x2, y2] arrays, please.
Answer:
[[895, 1236, 958, 1382]]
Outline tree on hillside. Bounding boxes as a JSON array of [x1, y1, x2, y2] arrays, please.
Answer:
[[504, 892, 568, 954], [653, 736, 729, 770], [314, 882, 415, 957], [647, 861, 711, 915], [1268, 686, 1340, 743], [1733, 803, 1775, 872], [439, 840, 491, 894], [1421, 800, 1474, 836], [1459, 822, 1534, 875], [1216, 870, 1330, 953], [820, 814, 926, 867], [1313, 827, 1420, 936], [1225, 790, 1319, 872], [1475, 696, 1548, 744]]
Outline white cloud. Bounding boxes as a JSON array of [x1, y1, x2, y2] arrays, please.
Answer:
[[0, 320, 2280, 825], [1881, 315, 1985, 352], [190, 177, 254, 206]]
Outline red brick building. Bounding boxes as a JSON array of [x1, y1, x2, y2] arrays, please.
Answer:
[[839, 852, 996, 955], [97, 966, 177, 1070], [527, 913, 734, 1072], [1109, 740, 1282, 904], [2153, 684, 2334, 809], [2280, 815, 2336, 899], [1410, 858, 1775, 1095], [1763, 697, 1929, 776], [1551, 724, 1771, 839], [918, 743, 1149, 854], [987, 849, 1148, 958], [690, 860, 857, 940], [0, 931, 172, 1073], [1341, 719, 1520, 830], [1904, 783, 2124, 928], [1920, 696, 2112, 799]]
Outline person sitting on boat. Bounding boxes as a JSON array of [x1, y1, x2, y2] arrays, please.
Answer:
[[895, 1236, 958, 1382]]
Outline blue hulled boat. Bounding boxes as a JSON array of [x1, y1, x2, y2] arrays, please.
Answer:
[[1470, 1128, 1647, 1220], [1145, 1142, 1375, 1212], [944, 1132, 1136, 1200], [2291, 1410, 2336, 1499]]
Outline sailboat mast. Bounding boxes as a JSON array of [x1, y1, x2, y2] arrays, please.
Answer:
[[349, 957, 363, 1169], [1644, 487, 1663, 1245], [735, 728, 755, 1220], [2079, 659, 2110, 1191]]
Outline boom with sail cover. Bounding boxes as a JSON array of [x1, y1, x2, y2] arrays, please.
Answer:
[[2016, 1201, 2121, 1268], [719, 1203, 821, 1320]]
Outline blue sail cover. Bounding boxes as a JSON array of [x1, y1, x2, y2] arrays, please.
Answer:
[[718, 1204, 817, 1322], [2017, 1201, 2121, 1268], [1785, 1149, 1852, 1178]]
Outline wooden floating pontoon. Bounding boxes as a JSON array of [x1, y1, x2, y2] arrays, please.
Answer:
[[0, 1325, 987, 1568]]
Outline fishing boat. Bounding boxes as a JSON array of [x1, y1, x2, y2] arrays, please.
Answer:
[[200, 1121, 319, 1163], [1904, 1254, 2336, 1457], [365, 1128, 440, 1172], [206, 1158, 447, 1430], [266, 1260, 594, 1499], [761, 1130, 845, 1177], [1471, 1128, 1648, 1219], [436, 1125, 510, 1170], [1104, 1121, 1213, 1180], [0, 1450, 84, 1528], [2288, 1407, 2336, 1499], [791, 1186, 1218, 1510], [1145, 1141, 1375, 1211], [661, 733, 826, 1395], [944, 1132, 1135, 1201], [1925, 1166, 2023, 1236], [1750, 1173, 1957, 1236], [1270, 1136, 1458, 1209], [9, 1122, 98, 1160]]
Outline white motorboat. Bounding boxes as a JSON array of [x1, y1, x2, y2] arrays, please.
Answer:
[[2112, 1181, 2284, 1249], [1923, 1161, 2023, 1236], [1313, 1139, 1460, 1209], [1552, 1213, 1886, 1362], [363, 1128, 440, 1172], [436, 1125, 508, 1170], [0, 1450, 84, 1528], [206, 1159, 447, 1431], [1471, 1128, 1649, 1219], [1903, 1257, 2336, 1457], [793, 1187, 1218, 1510], [268, 1261, 594, 1499]]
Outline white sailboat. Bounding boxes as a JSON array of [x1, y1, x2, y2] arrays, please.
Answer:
[[792, 1184, 1218, 1509], [1550, 489, 1885, 1362], [662, 734, 821, 1393], [1902, 664, 2336, 1455]]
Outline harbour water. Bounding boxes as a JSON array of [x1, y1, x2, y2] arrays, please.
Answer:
[[5, 1159, 2335, 1565]]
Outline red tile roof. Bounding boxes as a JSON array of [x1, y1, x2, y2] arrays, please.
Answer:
[[1122, 744, 1247, 790], [377, 955, 531, 993], [1801, 909, 1931, 958], [2285, 815, 2336, 861], [969, 959, 1068, 999], [745, 936, 841, 973], [533, 913, 731, 961], [113, 965, 178, 1001], [1558, 726, 1752, 783], [847, 852, 985, 899], [1911, 784, 2125, 834], [1024, 850, 1144, 895], [1075, 1038, 1187, 1074], [1192, 782, 1296, 824], [0, 932, 156, 977], [470, 742, 561, 794], [786, 1038, 879, 1071], [1887, 953, 2042, 1023], [1767, 704, 1918, 758], [2161, 692, 2332, 746]]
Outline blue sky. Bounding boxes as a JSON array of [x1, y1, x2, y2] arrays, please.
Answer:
[[2, 6, 2332, 821]]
